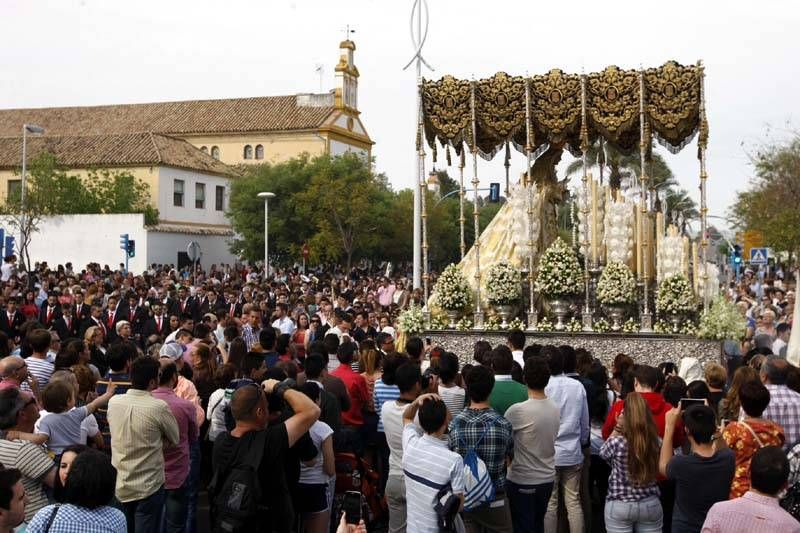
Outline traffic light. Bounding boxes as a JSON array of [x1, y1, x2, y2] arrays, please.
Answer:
[[126, 240, 136, 258], [119, 233, 129, 252], [489, 182, 500, 203], [732, 244, 743, 265]]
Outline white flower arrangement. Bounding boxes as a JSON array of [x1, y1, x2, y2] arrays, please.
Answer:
[[622, 318, 639, 333], [698, 297, 746, 340], [508, 317, 524, 331], [484, 315, 502, 331], [428, 314, 449, 331], [536, 317, 554, 332], [434, 263, 472, 311], [654, 319, 670, 334], [565, 317, 583, 332], [455, 316, 473, 331], [535, 238, 583, 298], [656, 274, 695, 315], [597, 262, 637, 306], [593, 318, 610, 333], [484, 262, 522, 305], [398, 306, 425, 336]]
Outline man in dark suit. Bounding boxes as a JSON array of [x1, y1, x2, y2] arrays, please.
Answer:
[[141, 302, 169, 342], [53, 304, 79, 341], [80, 304, 108, 340], [0, 297, 25, 340], [170, 286, 198, 322], [124, 294, 147, 339], [38, 291, 62, 329], [102, 295, 123, 344], [73, 290, 91, 324]]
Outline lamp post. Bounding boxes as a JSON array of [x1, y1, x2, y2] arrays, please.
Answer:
[[20, 124, 45, 270], [257, 192, 275, 280]]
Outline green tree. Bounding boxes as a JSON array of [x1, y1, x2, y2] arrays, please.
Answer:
[[565, 141, 677, 193], [731, 134, 800, 259]]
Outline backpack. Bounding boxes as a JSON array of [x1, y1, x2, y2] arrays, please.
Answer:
[[209, 431, 268, 533], [460, 424, 496, 511]]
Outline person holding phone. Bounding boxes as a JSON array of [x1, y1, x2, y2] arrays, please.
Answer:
[[659, 403, 735, 533]]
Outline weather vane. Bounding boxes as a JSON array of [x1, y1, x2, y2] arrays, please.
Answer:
[[344, 25, 355, 41], [403, 0, 433, 73]]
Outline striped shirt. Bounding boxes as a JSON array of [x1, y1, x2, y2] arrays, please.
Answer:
[[0, 439, 54, 522], [438, 384, 466, 416], [27, 503, 127, 533], [26, 356, 54, 388], [762, 384, 800, 450], [373, 378, 400, 433], [402, 424, 464, 533], [107, 389, 180, 502]]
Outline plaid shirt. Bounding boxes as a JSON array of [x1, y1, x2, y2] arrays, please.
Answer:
[[762, 384, 800, 450], [448, 407, 513, 491], [600, 436, 660, 502]]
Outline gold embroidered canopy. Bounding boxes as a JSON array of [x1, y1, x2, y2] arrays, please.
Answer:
[[421, 61, 706, 160]]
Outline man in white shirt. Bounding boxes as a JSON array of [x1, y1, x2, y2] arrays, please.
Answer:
[[773, 323, 790, 358], [271, 303, 296, 336], [0, 256, 17, 283], [507, 329, 526, 369], [381, 362, 421, 533]]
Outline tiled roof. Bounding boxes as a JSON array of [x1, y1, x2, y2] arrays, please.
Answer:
[[0, 133, 235, 176], [0, 95, 335, 137]]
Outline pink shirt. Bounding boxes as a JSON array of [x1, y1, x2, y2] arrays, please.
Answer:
[[151, 387, 198, 490], [175, 375, 205, 428], [377, 285, 395, 308], [702, 491, 800, 533]]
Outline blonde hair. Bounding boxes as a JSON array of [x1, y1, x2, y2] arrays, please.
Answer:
[[359, 343, 380, 375], [704, 363, 727, 389], [622, 392, 660, 486]]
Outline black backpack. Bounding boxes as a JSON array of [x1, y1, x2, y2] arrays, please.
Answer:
[[210, 431, 269, 533]]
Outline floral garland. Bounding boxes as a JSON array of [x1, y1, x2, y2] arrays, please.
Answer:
[[565, 317, 583, 332], [455, 316, 473, 331], [593, 317, 610, 333], [536, 317, 554, 332], [434, 263, 472, 311], [656, 274, 695, 315], [508, 317, 524, 331], [654, 318, 698, 336], [698, 297, 747, 340], [484, 262, 522, 305], [485, 315, 502, 331], [597, 262, 637, 306], [622, 318, 639, 333], [535, 238, 583, 298], [428, 314, 449, 331], [398, 306, 425, 336]]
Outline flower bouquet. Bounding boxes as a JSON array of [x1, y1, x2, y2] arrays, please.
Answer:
[[398, 306, 425, 336], [656, 274, 695, 332], [698, 297, 746, 341], [485, 262, 521, 305], [535, 238, 583, 298], [434, 263, 472, 328], [597, 261, 637, 331]]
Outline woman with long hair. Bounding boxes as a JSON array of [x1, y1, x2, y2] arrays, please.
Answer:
[[292, 313, 310, 360], [609, 353, 634, 395], [226, 337, 247, 373], [600, 392, 663, 532], [21, 290, 39, 320], [190, 342, 217, 411], [84, 326, 108, 376], [718, 366, 760, 423]]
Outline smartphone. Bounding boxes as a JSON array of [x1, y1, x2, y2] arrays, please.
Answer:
[[343, 491, 361, 525], [679, 398, 706, 410]]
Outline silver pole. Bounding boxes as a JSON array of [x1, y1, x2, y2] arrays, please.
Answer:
[[470, 80, 484, 329], [525, 79, 537, 330], [264, 198, 269, 279], [639, 70, 653, 331], [580, 74, 592, 331], [419, 88, 429, 304], [459, 149, 466, 260], [20, 126, 27, 265], [699, 62, 710, 311]]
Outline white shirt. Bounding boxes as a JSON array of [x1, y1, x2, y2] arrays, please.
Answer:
[[272, 316, 296, 336], [381, 400, 410, 478], [512, 350, 525, 369], [0, 262, 15, 282], [206, 388, 227, 442], [299, 421, 334, 484], [773, 338, 788, 357]]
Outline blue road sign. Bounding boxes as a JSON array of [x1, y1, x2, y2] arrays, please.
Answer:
[[750, 247, 768, 265]]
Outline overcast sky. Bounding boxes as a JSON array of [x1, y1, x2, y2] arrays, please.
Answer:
[[3, 0, 798, 231]]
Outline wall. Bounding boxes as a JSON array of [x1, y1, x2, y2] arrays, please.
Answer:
[[157, 167, 231, 227], [329, 139, 368, 158], [146, 230, 236, 270], [0, 213, 149, 272], [182, 132, 327, 166], [0, 214, 238, 273]]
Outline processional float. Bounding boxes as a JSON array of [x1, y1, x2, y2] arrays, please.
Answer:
[[416, 61, 713, 333]]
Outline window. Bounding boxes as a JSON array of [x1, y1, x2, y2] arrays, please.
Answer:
[[173, 179, 184, 207], [6, 179, 21, 201], [195, 183, 206, 209], [211, 146, 220, 160], [255, 144, 264, 160], [243, 145, 253, 160], [200, 146, 208, 153], [215, 185, 225, 211]]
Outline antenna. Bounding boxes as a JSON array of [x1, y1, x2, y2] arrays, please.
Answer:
[[344, 25, 355, 41], [315, 63, 324, 92]]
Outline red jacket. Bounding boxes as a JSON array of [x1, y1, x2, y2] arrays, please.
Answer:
[[602, 391, 683, 447]]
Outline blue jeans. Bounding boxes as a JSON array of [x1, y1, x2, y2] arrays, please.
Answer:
[[163, 482, 188, 533], [506, 480, 554, 533], [123, 486, 166, 533], [185, 439, 201, 533], [604, 496, 663, 533]]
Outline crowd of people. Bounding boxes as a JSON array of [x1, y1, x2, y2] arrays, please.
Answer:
[[0, 256, 796, 533]]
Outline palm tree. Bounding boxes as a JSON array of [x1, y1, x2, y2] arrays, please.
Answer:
[[664, 188, 699, 233]]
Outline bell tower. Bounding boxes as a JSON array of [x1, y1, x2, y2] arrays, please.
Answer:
[[334, 39, 359, 112]]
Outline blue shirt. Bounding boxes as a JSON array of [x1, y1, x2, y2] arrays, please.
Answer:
[[544, 374, 590, 467], [27, 503, 126, 533], [373, 379, 400, 433]]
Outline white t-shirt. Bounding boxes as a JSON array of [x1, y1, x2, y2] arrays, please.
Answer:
[[381, 400, 410, 478], [206, 388, 227, 441], [512, 350, 525, 369], [438, 384, 465, 416], [0, 262, 16, 282], [299, 421, 334, 485], [272, 316, 296, 336]]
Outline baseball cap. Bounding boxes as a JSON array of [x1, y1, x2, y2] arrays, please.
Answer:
[[159, 342, 183, 361]]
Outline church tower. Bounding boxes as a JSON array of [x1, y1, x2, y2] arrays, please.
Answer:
[[335, 40, 359, 112]]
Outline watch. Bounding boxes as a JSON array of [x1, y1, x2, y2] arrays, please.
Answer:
[[273, 378, 297, 400]]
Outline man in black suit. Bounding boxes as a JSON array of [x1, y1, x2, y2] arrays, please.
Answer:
[[73, 290, 90, 324], [38, 292, 62, 329], [0, 297, 25, 340], [124, 293, 147, 339], [80, 304, 107, 340], [170, 286, 198, 322], [102, 295, 123, 344], [141, 302, 169, 342], [53, 303, 79, 341]]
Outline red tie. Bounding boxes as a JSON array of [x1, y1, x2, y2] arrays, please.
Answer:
[[157, 317, 162, 332], [46, 307, 53, 323], [108, 312, 114, 328], [66, 318, 71, 330], [7, 313, 12, 324], [230, 304, 235, 317], [181, 300, 186, 312]]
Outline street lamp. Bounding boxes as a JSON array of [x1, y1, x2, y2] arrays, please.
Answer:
[[20, 124, 45, 269], [257, 192, 276, 279]]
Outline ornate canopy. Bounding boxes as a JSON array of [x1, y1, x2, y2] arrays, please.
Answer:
[[421, 61, 705, 160]]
